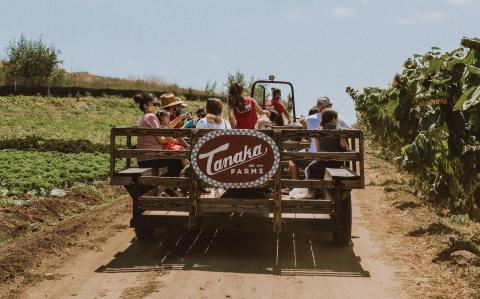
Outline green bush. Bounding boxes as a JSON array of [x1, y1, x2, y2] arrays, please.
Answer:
[[348, 37, 480, 215], [4, 34, 63, 85]]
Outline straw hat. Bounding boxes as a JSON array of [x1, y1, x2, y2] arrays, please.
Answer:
[[159, 93, 188, 108]]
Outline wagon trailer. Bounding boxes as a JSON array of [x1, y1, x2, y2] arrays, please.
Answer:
[[109, 125, 365, 273]]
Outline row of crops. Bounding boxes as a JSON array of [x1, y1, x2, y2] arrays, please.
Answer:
[[0, 150, 125, 195], [0, 96, 208, 196], [347, 37, 480, 216]]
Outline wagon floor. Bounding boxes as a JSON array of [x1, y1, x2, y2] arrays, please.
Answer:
[[142, 211, 330, 220]]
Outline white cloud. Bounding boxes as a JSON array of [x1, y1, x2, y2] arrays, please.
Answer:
[[446, 0, 471, 5], [332, 6, 354, 19], [395, 10, 447, 25]]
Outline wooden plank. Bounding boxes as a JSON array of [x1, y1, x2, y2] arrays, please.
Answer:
[[200, 198, 270, 205], [189, 130, 198, 229], [109, 127, 116, 184], [324, 168, 359, 180], [281, 151, 361, 161], [126, 135, 132, 168], [278, 129, 362, 139], [140, 196, 189, 204], [198, 198, 270, 214], [359, 132, 365, 189], [282, 140, 310, 150], [114, 127, 191, 137], [185, 197, 333, 214], [351, 137, 357, 172], [281, 199, 331, 209], [115, 149, 189, 159], [112, 176, 132, 186], [116, 167, 152, 176], [139, 176, 190, 186], [282, 179, 362, 189], [273, 130, 283, 232], [135, 213, 332, 232], [282, 179, 332, 188], [294, 213, 315, 219], [139, 196, 189, 211]]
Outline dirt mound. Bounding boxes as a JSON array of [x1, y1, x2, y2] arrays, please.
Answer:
[[449, 250, 480, 267], [0, 191, 129, 297], [433, 237, 480, 267], [393, 200, 422, 210], [472, 233, 480, 246], [0, 187, 108, 241], [407, 222, 458, 237]]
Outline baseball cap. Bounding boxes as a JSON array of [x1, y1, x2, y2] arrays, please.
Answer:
[[316, 96, 332, 108]]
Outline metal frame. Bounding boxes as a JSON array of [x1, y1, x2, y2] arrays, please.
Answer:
[[250, 79, 296, 122]]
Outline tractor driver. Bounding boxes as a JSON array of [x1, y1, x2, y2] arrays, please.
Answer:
[[265, 88, 292, 126]]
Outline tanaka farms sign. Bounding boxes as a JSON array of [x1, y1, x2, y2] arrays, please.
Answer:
[[191, 130, 280, 188]]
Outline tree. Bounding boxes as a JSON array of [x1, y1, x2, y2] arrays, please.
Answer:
[[225, 71, 245, 91], [4, 34, 63, 85]]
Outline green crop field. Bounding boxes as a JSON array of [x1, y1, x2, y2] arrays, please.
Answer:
[[0, 96, 205, 144], [0, 95, 206, 196], [0, 150, 124, 195]]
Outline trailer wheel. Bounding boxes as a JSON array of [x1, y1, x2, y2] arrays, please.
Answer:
[[333, 193, 352, 246], [135, 226, 154, 242]]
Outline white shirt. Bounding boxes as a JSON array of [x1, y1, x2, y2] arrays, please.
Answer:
[[196, 117, 231, 129], [305, 112, 350, 152]]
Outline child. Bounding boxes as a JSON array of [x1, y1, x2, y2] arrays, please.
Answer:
[[156, 109, 189, 168], [305, 108, 349, 198]]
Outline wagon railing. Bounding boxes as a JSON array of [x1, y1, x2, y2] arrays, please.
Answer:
[[110, 127, 364, 232]]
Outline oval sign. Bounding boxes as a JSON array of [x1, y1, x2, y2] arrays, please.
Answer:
[[191, 130, 280, 188]]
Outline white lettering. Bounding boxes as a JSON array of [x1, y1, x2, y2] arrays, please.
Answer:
[[198, 143, 230, 175], [253, 145, 262, 156], [233, 151, 244, 164], [198, 143, 268, 175], [214, 159, 223, 172]]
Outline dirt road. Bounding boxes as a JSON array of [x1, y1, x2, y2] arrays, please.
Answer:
[[18, 184, 407, 299]]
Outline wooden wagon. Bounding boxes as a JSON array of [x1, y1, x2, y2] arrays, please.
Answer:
[[110, 127, 364, 272]]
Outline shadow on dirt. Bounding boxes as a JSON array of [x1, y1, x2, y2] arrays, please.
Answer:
[[96, 230, 370, 277], [406, 223, 459, 237]]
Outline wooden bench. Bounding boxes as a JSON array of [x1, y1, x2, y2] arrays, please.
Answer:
[[112, 167, 168, 186], [325, 167, 360, 186]]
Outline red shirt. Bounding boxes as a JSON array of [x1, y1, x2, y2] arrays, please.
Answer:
[[266, 98, 287, 126], [270, 99, 287, 113], [233, 97, 258, 129]]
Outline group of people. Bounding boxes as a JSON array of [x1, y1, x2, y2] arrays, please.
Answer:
[[132, 85, 349, 197]]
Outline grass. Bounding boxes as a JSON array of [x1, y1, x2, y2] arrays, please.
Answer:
[[0, 149, 125, 195], [0, 95, 207, 144]]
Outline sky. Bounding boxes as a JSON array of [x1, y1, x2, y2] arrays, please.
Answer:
[[1, 0, 479, 123]]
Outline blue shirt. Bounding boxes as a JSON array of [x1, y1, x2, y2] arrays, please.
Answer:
[[306, 112, 350, 152], [183, 119, 196, 128]]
